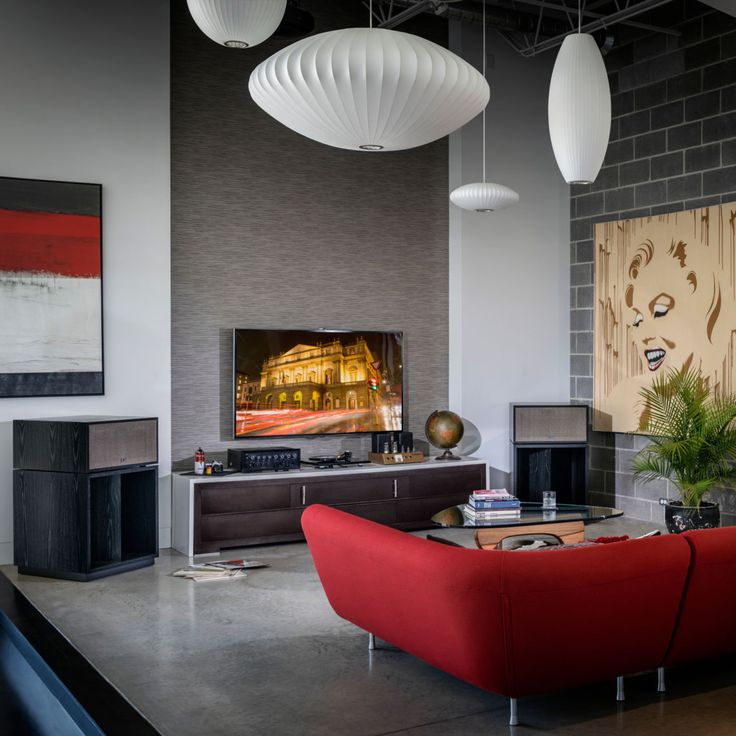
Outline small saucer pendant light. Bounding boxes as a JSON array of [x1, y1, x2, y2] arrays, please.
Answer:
[[450, 0, 519, 212], [187, 0, 286, 48], [248, 1, 489, 152], [548, 5, 611, 183]]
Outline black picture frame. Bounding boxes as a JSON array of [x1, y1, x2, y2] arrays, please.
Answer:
[[0, 175, 104, 398]]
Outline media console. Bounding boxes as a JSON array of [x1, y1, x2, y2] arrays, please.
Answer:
[[172, 459, 487, 556]]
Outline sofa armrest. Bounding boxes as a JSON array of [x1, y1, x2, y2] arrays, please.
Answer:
[[665, 526, 736, 666], [499, 535, 690, 696], [302, 505, 513, 695]]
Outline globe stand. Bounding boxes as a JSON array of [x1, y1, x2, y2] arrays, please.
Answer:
[[435, 449, 461, 461]]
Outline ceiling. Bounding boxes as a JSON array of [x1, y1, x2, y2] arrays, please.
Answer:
[[365, 0, 724, 56]]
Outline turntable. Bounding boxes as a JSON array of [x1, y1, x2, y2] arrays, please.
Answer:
[[301, 451, 367, 469]]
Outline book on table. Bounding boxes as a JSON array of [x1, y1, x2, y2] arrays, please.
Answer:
[[467, 497, 520, 509], [467, 489, 520, 510], [463, 505, 522, 520]]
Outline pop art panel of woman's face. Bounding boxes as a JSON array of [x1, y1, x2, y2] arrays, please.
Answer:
[[625, 237, 722, 376]]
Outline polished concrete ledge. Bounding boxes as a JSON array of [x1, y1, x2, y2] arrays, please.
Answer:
[[2, 517, 735, 736]]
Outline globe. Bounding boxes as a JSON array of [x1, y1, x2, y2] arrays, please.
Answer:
[[425, 410, 464, 461]]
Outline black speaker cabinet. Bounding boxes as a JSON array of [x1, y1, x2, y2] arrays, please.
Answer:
[[14, 416, 158, 473], [13, 416, 159, 581], [512, 404, 588, 444]]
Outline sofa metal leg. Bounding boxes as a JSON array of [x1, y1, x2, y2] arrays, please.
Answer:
[[657, 667, 665, 693], [616, 676, 625, 702], [368, 633, 376, 651], [509, 698, 518, 726]]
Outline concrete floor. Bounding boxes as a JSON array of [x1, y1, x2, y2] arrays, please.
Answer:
[[2, 517, 736, 736]]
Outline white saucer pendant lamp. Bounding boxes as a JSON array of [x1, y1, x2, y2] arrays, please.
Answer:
[[449, 0, 518, 212], [450, 182, 519, 212], [187, 0, 287, 48], [248, 28, 490, 151], [548, 33, 611, 184]]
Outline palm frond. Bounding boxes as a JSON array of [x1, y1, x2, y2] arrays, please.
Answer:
[[631, 367, 736, 507]]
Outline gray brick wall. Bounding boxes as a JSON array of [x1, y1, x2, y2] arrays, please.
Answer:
[[570, 3, 736, 525]]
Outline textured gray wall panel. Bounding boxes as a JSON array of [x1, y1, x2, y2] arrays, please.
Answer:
[[172, 1, 449, 465]]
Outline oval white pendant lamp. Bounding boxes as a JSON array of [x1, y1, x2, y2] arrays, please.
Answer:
[[187, 0, 287, 48], [248, 4, 489, 151], [450, 0, 518, 212], [548, 30, 611, 184]]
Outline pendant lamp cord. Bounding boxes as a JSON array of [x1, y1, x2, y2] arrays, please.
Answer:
[[370, 0, 373, 29], [578, 0, 582, 33], [482, 0, 486, 183]]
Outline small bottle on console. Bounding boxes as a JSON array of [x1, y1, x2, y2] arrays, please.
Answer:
[[194, 447, 205, 475]]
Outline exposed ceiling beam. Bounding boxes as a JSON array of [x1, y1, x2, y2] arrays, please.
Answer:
[[502, 0, 681, 37], [513, 0, 677, 56], [378, 0, 435, 29], [374, 0, 682, 55]]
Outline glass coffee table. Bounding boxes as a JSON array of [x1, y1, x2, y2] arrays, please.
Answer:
[[431, 502, 623, 549]]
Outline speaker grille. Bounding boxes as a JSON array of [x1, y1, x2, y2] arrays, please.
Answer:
[[89, 419, 158, 470], [513, 405, 587, 443]]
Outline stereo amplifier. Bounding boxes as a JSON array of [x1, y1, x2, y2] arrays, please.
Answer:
[[227, 447, 301, 473]]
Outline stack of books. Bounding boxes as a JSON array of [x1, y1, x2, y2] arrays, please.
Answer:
[[464, 489, 521, 522]]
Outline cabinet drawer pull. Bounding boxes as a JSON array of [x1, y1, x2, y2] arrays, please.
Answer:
[[393, 479, 398, 498], [301, 485, 306, 506]]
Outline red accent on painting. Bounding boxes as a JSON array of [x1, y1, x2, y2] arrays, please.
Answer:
[[0, 208, 101, 277]]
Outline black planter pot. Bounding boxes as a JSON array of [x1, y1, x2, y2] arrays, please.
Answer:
[[664, 501, 720, 534]]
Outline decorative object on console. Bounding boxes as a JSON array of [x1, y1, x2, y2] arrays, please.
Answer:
[[13, 417, 159, 581], [450, 0, 519, 212], [0, 176, 103, 398], [594, 201, 736, 433], [248, 1, 489, 152], [632, 367, 736, 533], [425, 410, 464, 461], [547, 12, 611, 184], [371, 431, 414, 454], [233, 328, 403, 438], [368, 451, 425, 465], [194, 447, 205, 475], [186, 0, 286, 48]]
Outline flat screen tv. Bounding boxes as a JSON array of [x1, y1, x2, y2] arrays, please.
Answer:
[[233, 328, 403, 438]]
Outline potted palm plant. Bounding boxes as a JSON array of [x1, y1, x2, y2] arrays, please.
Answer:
[[632, 367, 736, 533]]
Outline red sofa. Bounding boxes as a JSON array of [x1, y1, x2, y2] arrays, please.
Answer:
[[302, 504, 736, 725]]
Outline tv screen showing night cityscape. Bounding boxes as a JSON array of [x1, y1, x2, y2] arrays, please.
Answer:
[[233, 328, 403, 438]]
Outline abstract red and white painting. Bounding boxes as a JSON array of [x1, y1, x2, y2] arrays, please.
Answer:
[[0, 177, 103, 397]]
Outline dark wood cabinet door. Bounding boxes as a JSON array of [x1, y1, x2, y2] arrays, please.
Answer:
[[197, 509, 303, 552], [400, 466, 485, 499], [198, 481, 291, 514], [300, 475, 396, 506], [13, 470, 87, 573], [395, 492, 472, 524], [329, 501, 397, 525]]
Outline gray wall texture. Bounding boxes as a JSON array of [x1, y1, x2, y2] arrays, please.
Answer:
[[171, 1, 450, 466], [569, 1, 736, 525]]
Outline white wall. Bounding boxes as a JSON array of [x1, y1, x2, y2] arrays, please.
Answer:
[[449, 22, 570, 478], [0, 0, 171, 564]]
